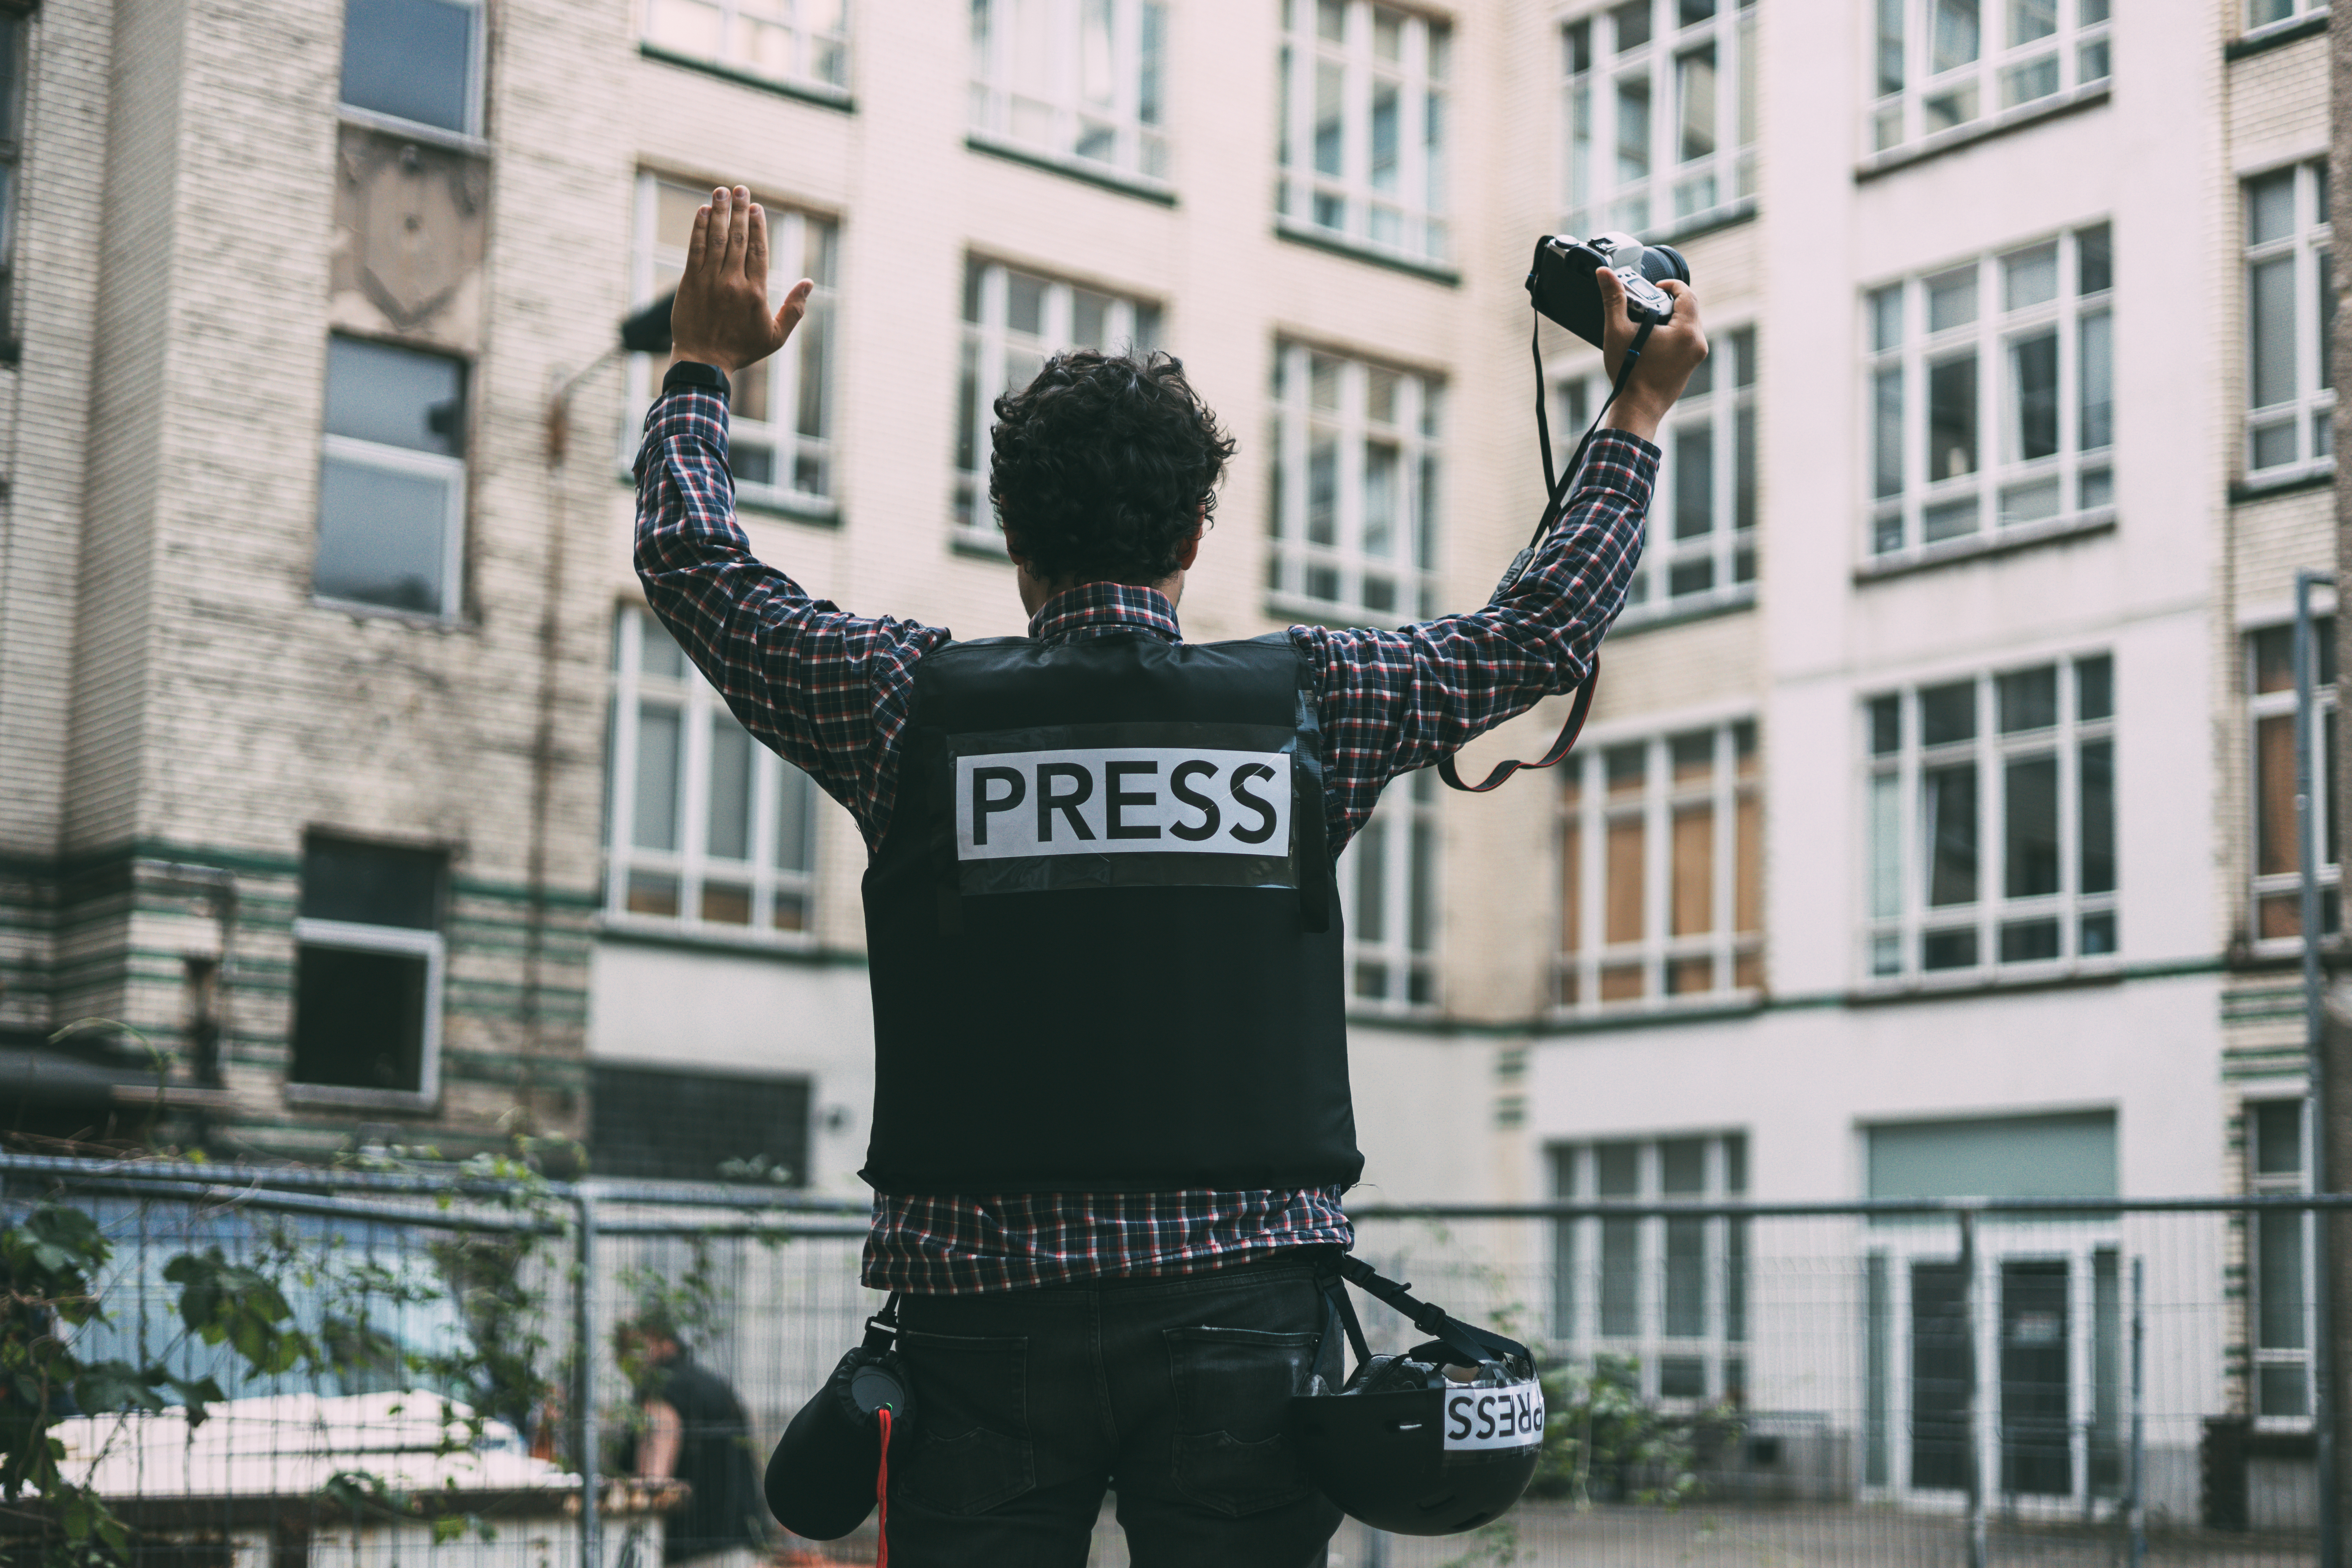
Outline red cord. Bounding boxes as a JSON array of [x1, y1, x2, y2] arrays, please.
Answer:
[[874, 1405, 891, 1568]]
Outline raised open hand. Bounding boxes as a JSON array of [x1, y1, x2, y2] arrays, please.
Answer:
[[667, 186, 815, 376]]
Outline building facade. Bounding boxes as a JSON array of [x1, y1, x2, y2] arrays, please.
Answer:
[[0, 0, 2333, 1523]]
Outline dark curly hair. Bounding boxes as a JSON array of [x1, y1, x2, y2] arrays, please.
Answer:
[[989, 349, 1237, 586]]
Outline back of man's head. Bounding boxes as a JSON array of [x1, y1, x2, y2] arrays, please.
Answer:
[[989, 350, 1236, 589]]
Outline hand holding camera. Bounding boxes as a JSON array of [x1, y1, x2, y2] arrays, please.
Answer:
[[1527, 232, 1708, 443]]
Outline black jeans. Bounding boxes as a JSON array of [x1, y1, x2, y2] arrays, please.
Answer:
[[885, 1256, 1343, 1567]]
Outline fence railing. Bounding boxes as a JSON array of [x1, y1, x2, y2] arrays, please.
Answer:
[[3, 1152, 2345, 1568]]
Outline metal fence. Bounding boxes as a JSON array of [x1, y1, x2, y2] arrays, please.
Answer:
[[1, 1152, 2344, 1567]]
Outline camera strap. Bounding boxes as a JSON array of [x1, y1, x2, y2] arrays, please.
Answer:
[[1435, 309, 1655, 793]]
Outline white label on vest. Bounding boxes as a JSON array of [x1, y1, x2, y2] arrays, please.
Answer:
[[1440, 1382, 1548, 1452], [954, 747, 1291, 860]]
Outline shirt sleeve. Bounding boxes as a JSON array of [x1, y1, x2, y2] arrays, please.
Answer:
[[632, 387, 951, 847], [1293, 429, 1657, 853]]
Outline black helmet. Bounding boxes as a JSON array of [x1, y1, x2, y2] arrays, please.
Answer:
[[765, 1303, 917, 1541], [1290, 1255, 1547, 1536]]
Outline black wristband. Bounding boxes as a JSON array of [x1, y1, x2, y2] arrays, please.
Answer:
[[662, 360, 732, 401]]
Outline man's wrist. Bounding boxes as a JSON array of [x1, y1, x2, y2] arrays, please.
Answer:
[[1600, 396, 1667, 442], [662, 359, 733, 400]]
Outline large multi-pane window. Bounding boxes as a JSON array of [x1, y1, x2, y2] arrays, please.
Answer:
[[1549, 1133, 1748, 1406], [1340, 769, 1437, 1011], [316, 334, 467, 618], [289, 836, 447, 1106], [631, 177, 837, 511], [1560, 326, 1755, 614], [642, 0, 849, 95], [1267, 343, 1441, 623], [969, 0, 1167, 184], [2244, 161, 2333, 481], [955, 258, 1160, 543], [1562, 0, 1757, 241], [339, 0, 484, 138], [1277, 0, 1450, 266], [607, 607, 821, 936], [2247, 1098, 2315, 1422], [1557, 720, 1760, 1010], [1866, 0, 2110, 154], [1866, 225, 2113, 562], [2246, 620, 2339, 949], [2246, 0, 2328, 32], [1864, 654, 2117, 981]]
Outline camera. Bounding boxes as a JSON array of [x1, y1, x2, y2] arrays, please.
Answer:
[[1525, 232, 1690, 348]]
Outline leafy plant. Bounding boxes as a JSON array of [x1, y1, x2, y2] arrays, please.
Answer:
[[1526, 1353, 1738, 1511]]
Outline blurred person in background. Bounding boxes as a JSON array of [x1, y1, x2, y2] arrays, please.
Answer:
[[636, 187, 1702, 1565], [616, 1307, 768, 1568]]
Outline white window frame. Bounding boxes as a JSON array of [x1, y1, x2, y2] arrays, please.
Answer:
[[2245, 619, 2339, 956], [1277, 0, 1451, 268], [2243, 0, 2328, 38], [1561, 0, 1757, 243], [605, 606, 822, 943], [337, 0, 487, 143], [1340, 768, 1439, 1013], [2246, 1096, 2318, 1430], [315, 431, 467, 622], [1556, 717, 1760, 1014], [1864, 225, 2114, 565], [1865, 0, 2110, 156], [2243, 159, 2333, 483], [968, 0, 1169, 187], [1267, 341, 1442, 624], [625, 175, 838, 515], [640, 0, 851, 96], [1557, 325, 1755, 620], [953, 257, 1162, 547], [284, 918, 446, 1111], [1862, 653, 2119, 987], [1547, 1133, 1749, 1408]]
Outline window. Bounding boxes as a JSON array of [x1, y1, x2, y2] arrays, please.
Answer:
[[969, 0, 1167, 184], [1867, 0, 2109, 154], [1560, 326, 1755, 614], [289, 837, 447, 1104], [632, 176, 837, 510], [607, 607, 822, 935], [1340, 768, 1437, 1010], [2247, 1098, 2315, 1421], [1864, 653, 2117, 981], [1267, 343, 1441, 622], [1277, 0, 1450, 266], [1549, 1133, 1748, 1406], [2246, 0, 2327, 33], [1866, 224, 2113, 561], [644, 0, 849, 94], [1557, 719, 1760, 1010], [339, 0, 483, 137], [1561, 0, 1757, 240], [316, 335, 467, 618], [2244, 161, 2333, 481], [2246, 620, 2339, 948], [590, 1063, 812, 1184], [0, 7, 26, 347], [955, 258, 1160, 542]]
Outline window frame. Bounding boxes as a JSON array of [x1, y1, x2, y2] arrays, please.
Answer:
[[953, 256, 1162, 548], [1547, 1132, 1750, 1408], [2242, 0, 2329, 38], [1560, 0, 1758, 243], [314, 334, 470, 624], [626, 175, 839, 515], [1558, 324, 1756, 620], [1276, 0, 1451, 268], [1556, 716, 1761, 1014], [640, 0, 853, 97], [337, 0, 488, 143], [2242, 159, 2333, 484], [603, 605, 823, 944], [1863, 225, 2114, 566], [968, 0, 1169, 188], [1862, 653, 2119, 987], [2246, 1095, 2317, 1430], [284, 919, 446, 1111], [1340, 767, 1440, 1014], [1864, 0, 2110, 156], [1266, 340, 1443, 624], [2244, 618, 2339, 954]]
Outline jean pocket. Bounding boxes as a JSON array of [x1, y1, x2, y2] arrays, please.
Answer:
[[1163, 1326, 1321, 1517], [895, 1329, 1035, 1515]]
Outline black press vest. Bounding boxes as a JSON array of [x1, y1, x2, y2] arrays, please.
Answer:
[[857, 631, 1363, 1194]]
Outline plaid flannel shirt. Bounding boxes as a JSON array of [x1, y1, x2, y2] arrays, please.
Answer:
[[633, 386, 1654, 1293]]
